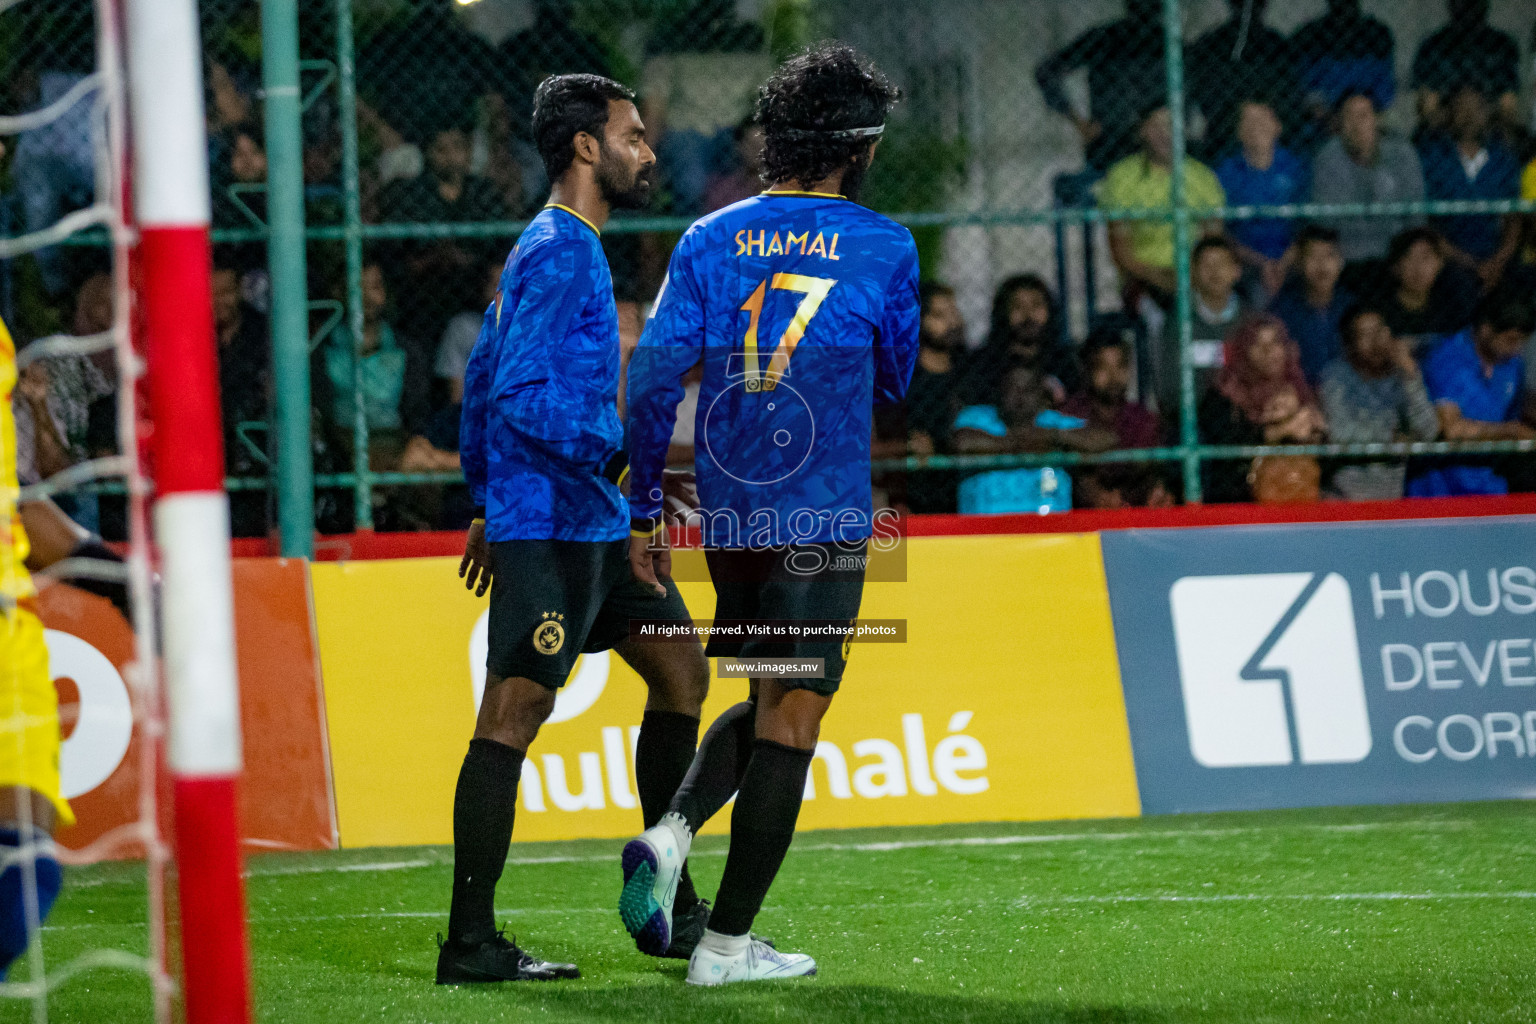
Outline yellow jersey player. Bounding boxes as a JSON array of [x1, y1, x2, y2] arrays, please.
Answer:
[[0, 313, 72, 980]]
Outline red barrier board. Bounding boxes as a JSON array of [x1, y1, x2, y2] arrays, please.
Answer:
[[228, 494, 1536, 562]]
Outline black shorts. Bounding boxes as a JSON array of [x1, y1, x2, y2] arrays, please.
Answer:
[[487, 538, 694, 690], [704, 539, 868, 696]]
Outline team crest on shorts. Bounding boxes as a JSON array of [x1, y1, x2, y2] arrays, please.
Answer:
[[534, 612, 566, 655]]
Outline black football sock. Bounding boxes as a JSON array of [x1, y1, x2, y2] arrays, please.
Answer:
[[708, 738, 814, 937], [634, 709, 701, 911], [447, 738, 524, 946], [670, 699, 756, 836]]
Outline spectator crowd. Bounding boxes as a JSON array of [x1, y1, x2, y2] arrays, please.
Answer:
[[903, 0, 1536, 513], [4, 0, 1536, 534]]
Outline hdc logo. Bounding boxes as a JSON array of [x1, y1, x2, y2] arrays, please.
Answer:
[[1169, 573, 1372, 768]]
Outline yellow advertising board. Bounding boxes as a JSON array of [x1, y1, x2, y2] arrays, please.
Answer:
[[310, 533, 1140, 848]]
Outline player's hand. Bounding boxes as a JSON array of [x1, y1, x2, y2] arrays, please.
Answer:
[[460, 519, 492, 597], [629, 527, 670, 598]]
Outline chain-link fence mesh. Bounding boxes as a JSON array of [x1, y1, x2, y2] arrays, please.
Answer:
[[5, 0, 1536, 536]]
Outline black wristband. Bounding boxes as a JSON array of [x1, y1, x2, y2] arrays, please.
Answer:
[[629, 516, 664, 539], [601, 451, 630, 486]]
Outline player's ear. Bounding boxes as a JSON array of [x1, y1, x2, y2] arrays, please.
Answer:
[[863, 139, 881, 169], [572, 129, 601, 167]]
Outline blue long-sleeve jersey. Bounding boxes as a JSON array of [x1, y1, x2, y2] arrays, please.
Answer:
[[626, 192, 920, 547], [461, 205, 627, 542]]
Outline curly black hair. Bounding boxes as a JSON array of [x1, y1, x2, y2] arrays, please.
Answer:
[[755, 43, 900, 188], [532, 73, 635, 180]]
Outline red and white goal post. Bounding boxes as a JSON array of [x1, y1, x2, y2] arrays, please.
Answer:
[[126, 0, 253, 1021]]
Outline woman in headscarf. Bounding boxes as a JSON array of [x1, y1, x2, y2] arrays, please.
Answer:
[[1197, 315, 1327, 502]]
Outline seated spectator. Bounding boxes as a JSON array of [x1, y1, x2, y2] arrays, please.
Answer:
[[1372, 228, 1478, 348], [212, 266, 272, 536], [1188, 0, 1295, 158], [1319, 304, 1440, 500], [380, 125, 510, 226], [213, 266, 272, 438], [1408, 288, 1536, 497], [436, 258, 503, 404], [1064, 330, 1169, 509], [1101, 104, 1226, 309], [1291, 0, 1396, 151], [323, 263, 432, 465], [1034, 0, 1165, 172], [380, 124, 510, 341], [1198, 316, 1327, 503], [13, 273, 117, 532], [1410, 0, 1522, 145], [1157, 237, 1249, 417], [1215, 98, 1308, 293], [1311, 91, 1425, 268], [879, 282, 966, 457], [1417, 85, 1521, 288], [957, 274, 1078, 406], [952, 364, 1116, 515], [704, 119, 766, 213], [1269, 225, 1354, 384], [874, 282, 967, 513], [1065, 329, 1161, 449]]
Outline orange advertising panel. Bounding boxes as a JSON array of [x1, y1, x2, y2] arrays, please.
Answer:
[[42, 558, 336, 855]]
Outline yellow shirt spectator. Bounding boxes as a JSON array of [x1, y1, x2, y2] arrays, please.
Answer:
[[1099, 152, 1226, 271]]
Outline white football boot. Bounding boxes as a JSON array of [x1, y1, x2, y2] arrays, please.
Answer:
[[686, 929, 817, 986], [618, 812, 690, 956]]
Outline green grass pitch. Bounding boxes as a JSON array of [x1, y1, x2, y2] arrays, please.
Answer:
[[25, 801, 1536, 1023]]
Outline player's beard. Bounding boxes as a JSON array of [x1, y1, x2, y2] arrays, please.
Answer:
[[596, 148, 653, 210]]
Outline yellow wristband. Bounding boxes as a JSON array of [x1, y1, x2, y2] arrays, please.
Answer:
[[630, 521, 664, 539], [472, 518, 485, 527]]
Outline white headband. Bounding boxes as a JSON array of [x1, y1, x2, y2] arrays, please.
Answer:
[[779, 124, 885, 140]]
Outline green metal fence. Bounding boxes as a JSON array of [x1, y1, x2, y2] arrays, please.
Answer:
[[6, 0, 1536, 554]]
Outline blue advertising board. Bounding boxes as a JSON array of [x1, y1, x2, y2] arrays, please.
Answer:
[[1101, 516, 1536, 814]]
